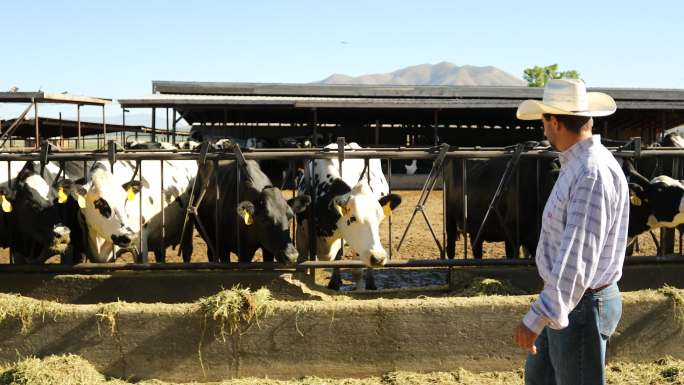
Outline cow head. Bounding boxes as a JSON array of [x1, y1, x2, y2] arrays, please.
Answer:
[[81, 163, 140, 248], [331, 182, 401, 266], [237, 187, 310, 263], [639, 176, 684, 229], [10, 163, 85, 261]]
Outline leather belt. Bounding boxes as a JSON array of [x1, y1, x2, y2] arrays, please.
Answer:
[[586, 284, 610, 294]]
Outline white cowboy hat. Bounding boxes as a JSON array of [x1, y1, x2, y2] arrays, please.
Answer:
[[516, 79, 616, 120]]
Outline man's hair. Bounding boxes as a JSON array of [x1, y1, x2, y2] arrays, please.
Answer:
[[542, 113, 592, 134]]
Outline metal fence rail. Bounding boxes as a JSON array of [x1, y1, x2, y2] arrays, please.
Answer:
[[1, 140, 683, 271]]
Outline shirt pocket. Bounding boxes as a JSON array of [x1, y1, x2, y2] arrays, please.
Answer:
[[542, 185, 568, 231]]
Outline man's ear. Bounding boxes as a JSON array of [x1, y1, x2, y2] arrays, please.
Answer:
[[237, 201, 255, 226], [121, 181, 143, 201], [288, 195, 311, 214], [378, 193, 402, 217]]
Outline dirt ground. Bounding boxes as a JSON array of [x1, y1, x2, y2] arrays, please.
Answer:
[[0, 189, 667, 265]]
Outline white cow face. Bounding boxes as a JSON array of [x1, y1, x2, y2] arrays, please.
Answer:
[[332, 182, 401, 266], [82, 165, 140, 248]]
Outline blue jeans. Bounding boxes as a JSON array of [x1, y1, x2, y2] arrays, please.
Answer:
[[525, 283, 622, 385]]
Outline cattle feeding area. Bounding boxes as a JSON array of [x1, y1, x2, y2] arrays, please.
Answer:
[[0, 138, 684, 382]]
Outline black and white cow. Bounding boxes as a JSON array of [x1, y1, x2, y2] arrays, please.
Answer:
[[193, 160, 310, 263], [78, 158, 197, 262], [444, 155, 558, 259], [1, 162, 87, 264], [296, 142, 402, 290]]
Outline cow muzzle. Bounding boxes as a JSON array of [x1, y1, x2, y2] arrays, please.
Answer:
[[279, 243, 299, 264], [369, 249, 388, 266], [50, 225, 71, 253], [111, 234, 132, 247]]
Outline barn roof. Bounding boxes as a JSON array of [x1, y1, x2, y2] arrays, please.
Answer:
[[0, 117, 157, 139], [0, 92, 111, 106], [117, 81, 684, 144]]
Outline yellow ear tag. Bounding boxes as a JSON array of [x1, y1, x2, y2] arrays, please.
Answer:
[[1, 196, 11, 213], [127, 187, 136, 202], [383, 202, 392, 217], [630, 193, 642, 207], [243, 211, 253, 225], [335, 204, 345, 217], [57, 187, 68, 204], [76, 193, 86, 209]]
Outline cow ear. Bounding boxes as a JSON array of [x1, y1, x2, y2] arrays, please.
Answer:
[[332, 195, 350, 217], [288, 195, 311, 214], [629, 183, 647, 206], [121, 181, 142, 201], [0, 189, 12, 213], [378, 194, 402, 216], [237, 201, 255, 226]]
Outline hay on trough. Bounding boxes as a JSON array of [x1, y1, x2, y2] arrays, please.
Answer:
[[455, 277, 526, 297], [96, 300, 127, 337], [0, 293, 64, 335], [658, 285, 684, 331], [196, 285, 273, 341]]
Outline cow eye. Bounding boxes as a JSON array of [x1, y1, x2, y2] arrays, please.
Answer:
[[94, 198, 112, 219], [349, 216, 357, 223]]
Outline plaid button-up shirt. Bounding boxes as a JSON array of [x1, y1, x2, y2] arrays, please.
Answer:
[[522, 135, 629, 334]]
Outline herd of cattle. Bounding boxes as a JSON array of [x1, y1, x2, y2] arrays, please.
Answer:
[[1, 134, 684, 290]]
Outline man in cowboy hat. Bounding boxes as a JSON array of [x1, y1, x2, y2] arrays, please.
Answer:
[[512, 79, 628, 385]]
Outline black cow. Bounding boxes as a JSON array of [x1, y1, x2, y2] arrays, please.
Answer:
[[444, 154, 558, 259], [194, 160, 310, 263], [4, 163, 87, 264]]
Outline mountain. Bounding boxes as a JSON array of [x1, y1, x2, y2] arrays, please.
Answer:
[[317, 61, 526, 86]]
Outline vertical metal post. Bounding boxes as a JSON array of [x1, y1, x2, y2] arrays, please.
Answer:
[[462, 159, 468, 259], [151, 107, 156, 143], [172, 108, 177, 145], [122, 107, 126, 146], [516, 161, 520, 257], [441, 157, 446, 259], [160, 160, 165, 262], [59, 113, 64, 148], [77, 104, 82, 149], [33, 101, 39, 149], [214, 159, 220, 262], [166, 108, 170, 142], [337, 137, 345, 260], [387, 159, 393, 259], [102, 105, 107, 143], [138, 160, 146, 263], [311, 108, 318, 146], [236, 163, 241, 262]]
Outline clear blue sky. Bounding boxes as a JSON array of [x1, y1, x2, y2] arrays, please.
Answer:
[[1, 0, 682, 121]]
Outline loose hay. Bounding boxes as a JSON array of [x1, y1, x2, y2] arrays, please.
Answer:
[[96, 300, 127, 337], [658, 285, 684, 331], [196, 285, 273, 340], [0, 354, 108, 385], [454, 277, 526, 297], [0, 293, 64, 334]]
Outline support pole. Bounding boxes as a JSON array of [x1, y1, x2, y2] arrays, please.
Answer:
[[77, 104, 82, 149], [151, 107, 156, 143], [34, 101, 39, 149]]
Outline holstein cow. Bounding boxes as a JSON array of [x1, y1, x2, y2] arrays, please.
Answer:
[[444, 155, 559, 259], [78, 158, 197, 262], [1, 162, 87, 264], [193, 159, 310, 263], [296, 142, 402, 290]]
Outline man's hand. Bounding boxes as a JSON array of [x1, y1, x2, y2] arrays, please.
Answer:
[[513, 322, 538, 354]]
